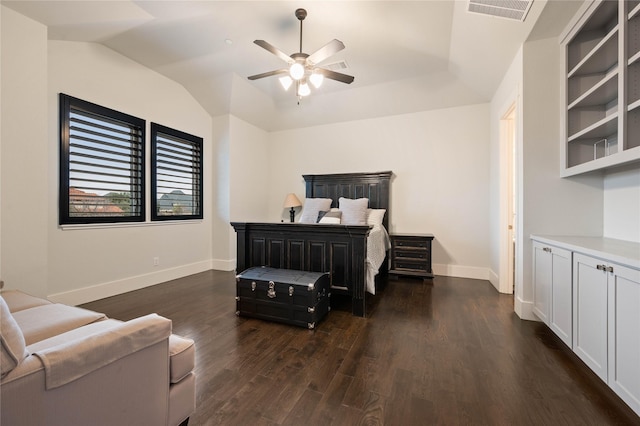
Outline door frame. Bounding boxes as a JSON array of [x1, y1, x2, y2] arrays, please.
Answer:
[[498, 100, 517, 294]]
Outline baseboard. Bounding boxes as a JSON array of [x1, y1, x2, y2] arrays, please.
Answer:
[[432, 263, 490, 281], [488, 269, 499, 291], [212, 258, 236, 272], [514, 295, 538, 321], [48, 260, 214, 306]]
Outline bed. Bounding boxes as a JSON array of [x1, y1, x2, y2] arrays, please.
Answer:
[[231, 171, 392, 317]]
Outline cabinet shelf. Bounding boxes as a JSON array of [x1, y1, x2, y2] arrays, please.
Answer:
[[568, 26, 618, 78], [629, 2, 640, 20], [568, 70, 618, 110], [567, 112, 618, 142], [629, 50, 640, 66], [629, 99, 640, 112]]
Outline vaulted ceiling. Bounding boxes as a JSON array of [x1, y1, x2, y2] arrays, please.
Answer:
[[3, 0, 583, 131]]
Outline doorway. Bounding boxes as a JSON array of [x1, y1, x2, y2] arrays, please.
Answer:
[[500, 102, 517, 295]]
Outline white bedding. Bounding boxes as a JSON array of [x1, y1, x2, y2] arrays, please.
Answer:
[[366, 225, 391, 295]]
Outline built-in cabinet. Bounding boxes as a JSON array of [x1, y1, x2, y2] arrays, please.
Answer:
[[532, 242, 572, 347], [531, 235, 640, 416], [561, 0, 640, 176]]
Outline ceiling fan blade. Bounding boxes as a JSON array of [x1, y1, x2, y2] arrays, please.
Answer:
[[307, 39, 345, 66], [315, 68, 354, 84], [253, 40, 293, 64], [248, 69, 289, 80]]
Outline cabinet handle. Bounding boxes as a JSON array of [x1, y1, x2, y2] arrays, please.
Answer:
[[596, 264, 606, 271], [607, 266, 614, 273], [543, 247, 551, 252]]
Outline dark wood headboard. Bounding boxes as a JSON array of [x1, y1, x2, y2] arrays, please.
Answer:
[[303, 171, 392, 230]]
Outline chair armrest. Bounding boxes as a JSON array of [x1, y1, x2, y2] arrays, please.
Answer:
[[33, 313, 171, 389]]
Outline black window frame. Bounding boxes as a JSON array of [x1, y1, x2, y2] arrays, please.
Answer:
[[59, 93, 146, 225], [150, 123, 203, 221]]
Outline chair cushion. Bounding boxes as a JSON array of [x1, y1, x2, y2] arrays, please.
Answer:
[[0, 296, 28, 378], [12, 304, 106, 345], [169, 334, 195, 384]]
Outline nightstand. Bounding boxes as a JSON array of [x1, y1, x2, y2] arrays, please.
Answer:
[[389, 233, 434, 279]]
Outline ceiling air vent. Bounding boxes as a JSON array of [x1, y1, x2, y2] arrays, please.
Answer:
[[324, 60, 349, 71], [467, 0, 534, 22]]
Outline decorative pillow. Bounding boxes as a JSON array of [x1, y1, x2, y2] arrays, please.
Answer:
[[367, 209, 386, 227], [298, 198, 332, 224], [339, 197, 369, 225], [318, 210, 342, 224], [0, 296, 28, 378]]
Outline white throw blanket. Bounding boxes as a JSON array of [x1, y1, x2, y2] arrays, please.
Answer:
[[366, 226, 391, 295]]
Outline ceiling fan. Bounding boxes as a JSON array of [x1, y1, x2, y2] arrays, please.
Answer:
[[248, 8, 354, 99]]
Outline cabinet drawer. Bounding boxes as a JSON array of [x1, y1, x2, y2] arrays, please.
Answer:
[[395, 249, 429, 260], [394, 260, 429, 272], [393, 238, 430, 249]]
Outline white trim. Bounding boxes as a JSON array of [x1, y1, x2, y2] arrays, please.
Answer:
[[514, 294, 538, 321], [489, 268, 500, 291], [212, 258, 236, 272], [60, 220, 203, 231], [433, 263, 490, 281], [48, 260, 213, 306]]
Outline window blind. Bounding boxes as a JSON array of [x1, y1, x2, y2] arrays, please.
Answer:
[[151, 123, 203, 220], [60, 94, 146, 224]]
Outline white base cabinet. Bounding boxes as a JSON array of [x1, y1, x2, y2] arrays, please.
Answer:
[[532, 242, 572, 347], [531, 236, 640, 417], [573, 253, 609, 381], [607, 262, 640, 415]]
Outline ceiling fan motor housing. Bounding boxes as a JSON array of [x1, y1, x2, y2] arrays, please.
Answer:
[[295, 8, 307, 21]]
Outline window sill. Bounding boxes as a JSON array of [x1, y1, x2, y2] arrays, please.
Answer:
[[59, 220, 203, 231]]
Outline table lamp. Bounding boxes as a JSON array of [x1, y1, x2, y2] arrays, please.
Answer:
[[283, 193, 302, 222]]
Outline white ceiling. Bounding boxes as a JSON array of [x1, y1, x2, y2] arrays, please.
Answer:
[[2, 0, 583, 131]]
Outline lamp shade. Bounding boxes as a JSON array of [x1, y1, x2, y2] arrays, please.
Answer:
[[283, 193, 302, 208]]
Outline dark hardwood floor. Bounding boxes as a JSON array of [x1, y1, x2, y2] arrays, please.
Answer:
[[81, 271, 640, 426]]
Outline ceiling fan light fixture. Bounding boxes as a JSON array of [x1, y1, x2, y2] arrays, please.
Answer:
[[279, 76, 293, 90], [247, 8, 354, 103], [310, 72, 324, 89], [289, 62, 305, 80], [297, 81, 311, 97]]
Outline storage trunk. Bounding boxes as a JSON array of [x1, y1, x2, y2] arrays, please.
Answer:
[[236, 267, 330, 329]]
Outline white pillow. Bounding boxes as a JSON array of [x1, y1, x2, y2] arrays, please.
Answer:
[[339, 197, 369, 225], [367, 209, 386, 227], [298, 198, 332, 224], [0, 296, 28, 378]]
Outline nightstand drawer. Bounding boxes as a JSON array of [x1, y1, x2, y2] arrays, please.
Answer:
[[393, 238, 430, 249], [394, 260, 430, 272], [395, 249, 429, 260]]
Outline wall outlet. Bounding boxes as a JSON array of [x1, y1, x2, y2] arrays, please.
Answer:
[[153, 257, 160, 266]]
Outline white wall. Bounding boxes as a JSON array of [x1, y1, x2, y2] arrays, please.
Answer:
[[0, 7, 216, 305], [604, 167, 640, 243], [520, 36, 603, 319], [44, 40, 214, 304], [1, 7, 49, 297], [266, 104, 492, 279]]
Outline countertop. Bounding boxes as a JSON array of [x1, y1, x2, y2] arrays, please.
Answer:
[[530, 235, 640, 270]]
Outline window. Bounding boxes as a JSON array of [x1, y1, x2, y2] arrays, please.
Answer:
[[151, 123, 203, 221], [59, 94, 145, 225]]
